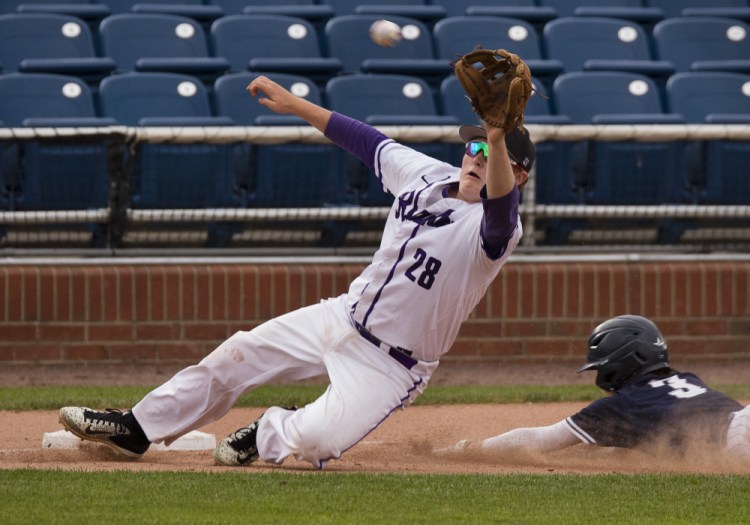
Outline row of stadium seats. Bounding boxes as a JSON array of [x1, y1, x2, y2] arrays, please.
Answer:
[[0, 70, 747, 217], [3, 0, 750, 22], [0, 12, 748, 93]]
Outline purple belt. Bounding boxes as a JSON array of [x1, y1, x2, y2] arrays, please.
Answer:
[[354, 321, 417, 370]]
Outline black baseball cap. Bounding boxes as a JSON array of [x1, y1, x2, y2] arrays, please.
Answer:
[[458, 124, 536, 172]]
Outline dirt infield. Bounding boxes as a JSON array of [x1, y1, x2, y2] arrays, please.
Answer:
[[2, 405, 749, 476], [2, 362, 748, 476]]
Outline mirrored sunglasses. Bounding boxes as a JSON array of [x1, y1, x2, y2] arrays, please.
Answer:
[[465, 141, 488, 159]]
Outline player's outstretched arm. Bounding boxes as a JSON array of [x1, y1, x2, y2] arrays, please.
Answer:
[[247, 76, 332, 133], [484, 125, 517, 199], [480, 420, 580, 455], [436, 419, 580, 458]]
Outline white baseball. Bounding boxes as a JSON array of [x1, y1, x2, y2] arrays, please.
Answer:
[[369, 19, 402, 47]]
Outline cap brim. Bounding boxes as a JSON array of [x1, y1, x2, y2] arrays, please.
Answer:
[[457, 124, 526, 169], [458, 124, 486, 143]]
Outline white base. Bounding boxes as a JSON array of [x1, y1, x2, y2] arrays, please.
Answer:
[[44, 430, 216, 451]]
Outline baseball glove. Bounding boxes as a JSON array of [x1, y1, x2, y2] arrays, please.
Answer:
[[452, 48, 533, 134]]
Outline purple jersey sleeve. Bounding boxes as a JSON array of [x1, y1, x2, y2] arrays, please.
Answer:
[[324, 112, 389, 171], [480, 185, 520, 260]]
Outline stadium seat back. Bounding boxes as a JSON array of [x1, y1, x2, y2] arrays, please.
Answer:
[[98, 0, 205, 15], [326, 74, 439, 120], [554, 71, 662, 122], [325, 0, 428, 16], [213, 71, 346, 208], [212, 14, 342, 85], [554, 71, 688, 206], [0, 73, 110, 211], [648, 0, 748, 18], [0, 13, 99, 71], [99, 13, 212, 71], [213, 0, 317, 15], [99, 72, 238, 210], [667, 71, 750, 204], [325, 14, 434, 73], [653, 17, 750, 72], [544, 16, 653, 72], [433, 16, 543, 60], [541, 0, 648, 17]]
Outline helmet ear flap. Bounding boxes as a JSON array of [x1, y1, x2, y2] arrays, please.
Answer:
[[594, 350, 643, 390]]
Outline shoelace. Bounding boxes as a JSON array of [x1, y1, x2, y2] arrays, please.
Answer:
[[228, 424, 257, 450], [85, 408, 130, 435]]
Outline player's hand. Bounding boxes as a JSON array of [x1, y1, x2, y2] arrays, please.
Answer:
[[434, 439, 477, 455], [246, 76, 296, 115], [247, 75, 332, 132]]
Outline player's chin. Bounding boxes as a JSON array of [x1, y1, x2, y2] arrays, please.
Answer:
[[459, 179, 483, 201]]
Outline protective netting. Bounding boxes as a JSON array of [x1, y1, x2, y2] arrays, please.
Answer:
[[0, 124, 748, 252]]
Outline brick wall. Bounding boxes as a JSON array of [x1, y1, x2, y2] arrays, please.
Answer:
[[0, 260, 748, 367]]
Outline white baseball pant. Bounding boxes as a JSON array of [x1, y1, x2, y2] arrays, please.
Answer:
[[724, 403, 750, 464], [132, 295, 437, 468]]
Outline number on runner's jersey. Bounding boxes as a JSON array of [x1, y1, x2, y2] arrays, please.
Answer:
[[649, 376, 707, 399]]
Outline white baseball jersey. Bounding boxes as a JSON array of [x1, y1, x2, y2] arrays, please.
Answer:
[[132, 118, 523, 469], [348, 140, 522, 362]]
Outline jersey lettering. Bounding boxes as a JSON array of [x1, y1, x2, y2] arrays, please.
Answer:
[[394, 191, 454, 227], [405, 248, 442, 290], [649, 376, 707, 399], [395, 191, 418, 220]]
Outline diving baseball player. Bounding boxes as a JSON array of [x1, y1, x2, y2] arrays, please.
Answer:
[[58, 56, 537, 468], [443, 315, 750, 466]]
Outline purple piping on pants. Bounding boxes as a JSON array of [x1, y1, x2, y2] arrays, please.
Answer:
[[316, 377, 424, 469]]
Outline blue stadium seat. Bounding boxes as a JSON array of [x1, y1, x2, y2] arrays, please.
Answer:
[[543, 17, 675, 78], [326, 74, 457, 126], [432, 16, 564, 86], [431, 0, 556, 26], [212, 0, 334, 22], [554, 71, 688, 205], [11, 1, 111, 28], [213, 72, 348, 208], [649, 0, 750, 21], [209, 14, 342, 84], [324, 0, 446, 23], [325, 15, 450, 83], [517, 80, 577, 205], [653, 17, 750, 74], [98, 72, 239, 210], [327, 74, 457, 205], [439, 75, 481, 127], [547, 71, 693, 243], [540, 0, 662, 23], [0, 73, 114, 216], [97, 0, 224, 25], [1, 0, 96, 13], [667, 71, 750, 204], [99, 13, 229, 82], [0, 13, 116, 85]]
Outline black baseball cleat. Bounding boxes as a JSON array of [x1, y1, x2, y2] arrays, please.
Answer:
[[214, 406, 297, 467], [214, 418, 262, 466], [59, 407, 151, 459]]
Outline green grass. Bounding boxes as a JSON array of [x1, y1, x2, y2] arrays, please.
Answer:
[[3, 384, 749, 524], [2, 383, 749, 411], [2, 469, 749, 525]]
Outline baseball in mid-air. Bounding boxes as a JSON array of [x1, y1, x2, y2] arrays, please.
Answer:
[[369, 19, 402, 47]]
